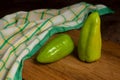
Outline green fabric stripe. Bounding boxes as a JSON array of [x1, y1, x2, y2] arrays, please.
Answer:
[[40, 12, 45, 19], [97, 7, 114, 15], [0, 18, 16, 29], [0, 40, 29, 70], [7, 42, 18, 57], [2, 34, 31, 69], [18, 26, 29, 41], [0, 60, 5, 71], [2, 41, 29, 69], [25, 19, 50, 43], [72, 3, 90, 21], [0, 31, 5, 40], [24, 12, 29, 23], [0, 31, 7, 48], [0, 22, 30, 49], [61, 15, 67, 23], [48, 19, 54, 26], [3, 21, 16, 29], [0, 23, 30, 70], [0, 44, 17, 70], [68, 7, 77, 17], [34, 11, 55, 17]]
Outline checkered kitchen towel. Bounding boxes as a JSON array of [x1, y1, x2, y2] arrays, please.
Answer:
[[0, 2, 113, 80]]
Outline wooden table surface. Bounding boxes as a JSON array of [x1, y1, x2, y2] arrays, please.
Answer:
[[22, 30, 120, 80]]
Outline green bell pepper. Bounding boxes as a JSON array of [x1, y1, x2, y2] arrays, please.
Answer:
[[36, 34, 74, 63], [78, 11, 102, 62]]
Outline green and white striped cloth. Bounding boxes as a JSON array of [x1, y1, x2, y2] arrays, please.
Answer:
[[0, 2, 113, 80]]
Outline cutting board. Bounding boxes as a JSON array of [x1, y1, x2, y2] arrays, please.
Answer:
[[22, 30, 120, 80]]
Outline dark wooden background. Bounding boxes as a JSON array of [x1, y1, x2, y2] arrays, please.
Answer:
[[0, 0, 120, 43]]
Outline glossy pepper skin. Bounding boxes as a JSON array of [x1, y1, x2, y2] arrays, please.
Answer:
[[36, 34, 74, 63], [78, 12, 101, 62]]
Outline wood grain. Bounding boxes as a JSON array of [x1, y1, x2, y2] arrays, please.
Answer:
[[22, 30, 120, 80]]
